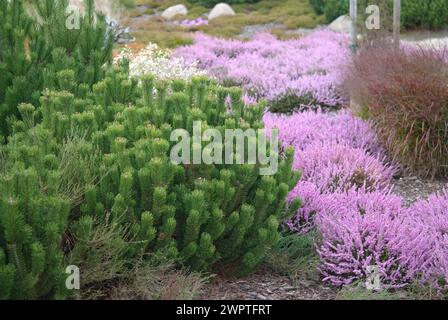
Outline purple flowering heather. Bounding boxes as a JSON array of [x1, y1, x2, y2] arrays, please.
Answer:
[[263, 110, 384, 156], [287, 181, 327, 235], [175, 29, 349, 107], [316, 189, 423, 288], [294, 142, 396, 193], [286, 141, 396, 234], [407, 191, 448, 291], [176, 27, 448, 291], [263, 109, 392, 235], [175, 18, 209, 28]]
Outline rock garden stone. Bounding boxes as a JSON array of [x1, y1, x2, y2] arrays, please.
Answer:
[[161, 4, 188, 20], [208, 3, 235, 21], [328, 15, 352, 34]]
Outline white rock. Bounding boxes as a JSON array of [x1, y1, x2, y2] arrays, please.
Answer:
[[328, 15, 353, 34], [161, 4, 188, 20], [208, 3, 235, 21]]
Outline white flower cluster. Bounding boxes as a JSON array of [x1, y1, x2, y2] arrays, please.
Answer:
[[114, 43, 207, 81]]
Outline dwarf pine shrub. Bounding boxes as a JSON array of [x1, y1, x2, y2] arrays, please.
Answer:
[[76, 68, 301, 275], [0, 0, 113, 139], [0, 59, 301, 298]]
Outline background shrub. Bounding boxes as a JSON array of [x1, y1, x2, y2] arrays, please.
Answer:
[[309, 0, 326, 15], [323, 0, 349, 23], [269, 91, 319, 114], [344, 44, 448, 178], [311, 0, 448, 30], [401, 0, 448, 29]]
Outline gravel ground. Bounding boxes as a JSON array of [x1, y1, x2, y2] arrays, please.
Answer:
[[392, 175, 447, 207], [199, 267, 337, 300]]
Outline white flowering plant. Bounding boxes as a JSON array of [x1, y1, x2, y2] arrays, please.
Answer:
[[114, 43, 207, 82]]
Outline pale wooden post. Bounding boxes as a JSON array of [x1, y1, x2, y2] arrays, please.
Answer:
[[393, 0, 401, 47], [350, 0, 358, 53], [349, 0, 359, 111]]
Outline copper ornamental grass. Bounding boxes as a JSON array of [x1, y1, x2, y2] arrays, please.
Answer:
[[344, 44, 448, 178]]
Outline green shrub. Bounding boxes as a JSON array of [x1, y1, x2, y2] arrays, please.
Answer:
[[323, 0, 349, 23], [401, 0, 429, 28], [309, 0, 326, 15], [0, 62, 301, 298], [402, 0, 448, 29], [75, 69, 300, 276], [0, 165, 72, 299], [0, 0, 113, 139], [0, 3, 301, 299], [427, 0, 448, 29], [312, 0, 448, 29], [118, 0, 135, 9], [0, 0, 113, 299], [269, 91, 319, 114]]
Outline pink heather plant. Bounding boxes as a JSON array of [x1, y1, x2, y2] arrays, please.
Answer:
[[287, 181, 327, 235], [175, 25, 448, 291], [316, 189, 424, 288], [408, 191, 448, 292], [175, 17, 209, 28], [263, 110, 383, 156], [286, 141, 396, 234], [175, 29, 349, 108], [264, 109, 392, 236], [294, 142, 396, 193]]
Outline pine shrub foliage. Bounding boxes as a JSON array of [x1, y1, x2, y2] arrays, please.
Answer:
[[0, 63, 300, 298], [0, 0, 300, 300], [0, 0, 113, 139]]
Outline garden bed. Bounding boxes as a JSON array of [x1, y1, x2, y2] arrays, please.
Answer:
[[2, 0, 448, 301], [119, 0, 325, 47]]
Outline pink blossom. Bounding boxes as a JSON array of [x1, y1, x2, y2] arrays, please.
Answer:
[[263, 110, 383, 156], [407, 191, 448, 292], [176, 29, 349, 108], [316, 189, 425, 288]]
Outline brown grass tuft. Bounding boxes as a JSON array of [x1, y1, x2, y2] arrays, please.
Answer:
[[344, 43, 448, 178]]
